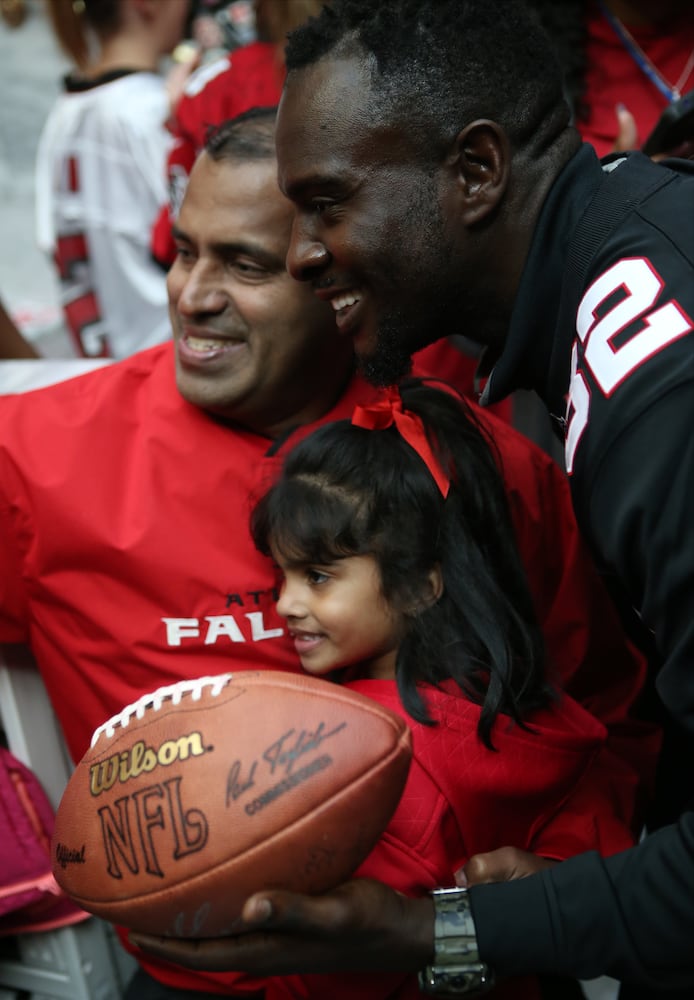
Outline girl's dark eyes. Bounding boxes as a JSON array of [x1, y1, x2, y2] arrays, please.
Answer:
[[307, 568, 330, 585]]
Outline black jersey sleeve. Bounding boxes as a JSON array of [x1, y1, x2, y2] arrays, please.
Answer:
[[564, 176, 694, 725], [471, 810, 694, 987], [471, 160, 694, 988]]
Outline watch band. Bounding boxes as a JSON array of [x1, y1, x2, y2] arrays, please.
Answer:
[[418, 887, 495, 996]]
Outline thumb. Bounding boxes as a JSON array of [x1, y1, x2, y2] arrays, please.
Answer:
[[240, 889, 340, 933], [613, 104, 639, 152]]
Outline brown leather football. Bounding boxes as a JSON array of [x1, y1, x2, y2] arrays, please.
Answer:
[[51, 670, 412, 937]]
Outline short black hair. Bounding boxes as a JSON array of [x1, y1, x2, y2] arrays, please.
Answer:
[[285, 0, 571, 153], [524, 0, 590, 121], [204, 107, 278, 163]]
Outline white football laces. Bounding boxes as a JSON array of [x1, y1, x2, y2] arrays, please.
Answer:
[[90, 673, 235, 747]]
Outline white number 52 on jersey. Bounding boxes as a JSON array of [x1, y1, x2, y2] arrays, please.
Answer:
[[565, 257, 692, 473]]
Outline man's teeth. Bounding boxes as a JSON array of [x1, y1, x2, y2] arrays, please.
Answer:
[[331, 293, 360, 312], [186, 335, 227, 351]]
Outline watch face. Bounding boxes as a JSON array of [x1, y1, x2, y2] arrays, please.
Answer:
[[419, 965, 494, 996]]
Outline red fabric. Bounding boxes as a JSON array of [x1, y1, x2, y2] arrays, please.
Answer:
[[269, 679, 632, 999], [414, 338, 514, 424], [464, 403, 661, 838], [352, 386, 451, 497], [581, 3, 694, 157], [151, 43, 285, 267], [0, 343, 657, 994]]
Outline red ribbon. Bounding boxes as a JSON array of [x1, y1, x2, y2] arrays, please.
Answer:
[[351, 386, 450, 498]]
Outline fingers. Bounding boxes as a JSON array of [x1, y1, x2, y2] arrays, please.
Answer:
[[613, 105, 639, 153], [655, 139, 694, 162], [458, 846, 520, 885], [128, 931, 243, 972], [128, 886, 365, 974], [166, 45, 201, 111], [457, 847, 555, 886], [240, 887, 347, 935], [240, 893, 275, 926], [242, 880, 404, 938], [130, 881, 434, 975]]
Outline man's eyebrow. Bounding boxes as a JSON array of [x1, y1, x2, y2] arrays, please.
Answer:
[[283, 173, 340, 199], [217, 240, 285, 270], [171, 224, 189, 242], [171, 227, 284, 270]]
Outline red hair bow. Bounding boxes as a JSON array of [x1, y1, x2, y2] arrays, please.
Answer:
[[351, 386, 450, 498]]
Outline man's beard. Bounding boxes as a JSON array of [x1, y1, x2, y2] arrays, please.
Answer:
[[356, 289, 451, 387], [356, 277, 510, 388], [357, 315, 415, 387]]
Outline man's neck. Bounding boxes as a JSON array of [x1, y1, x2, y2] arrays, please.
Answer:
[[84, 34, 160, 79]]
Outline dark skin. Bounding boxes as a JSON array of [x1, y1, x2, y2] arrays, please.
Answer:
[[130, 49, 574, 977], [132, 883, 435, 974], [277, 54, 578, 380], [130, 854, 554, 975], [0, 298, 39, 359]]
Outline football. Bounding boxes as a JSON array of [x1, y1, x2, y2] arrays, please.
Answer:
[[51, 671, 412, 937]]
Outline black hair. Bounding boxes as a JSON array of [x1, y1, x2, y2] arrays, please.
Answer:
[[204, 107, 279, 162], [284, 0, 572, 155], [81, 0, 120, 32], [524, 1, 589, 123], [47, 0, 122, 68], [251, 380, 551, 749]]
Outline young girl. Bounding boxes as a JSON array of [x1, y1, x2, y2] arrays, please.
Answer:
[[35, 0, 194, 359], [251, 379, 635, 1000]]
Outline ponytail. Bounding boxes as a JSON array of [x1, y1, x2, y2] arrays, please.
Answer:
[[44, 0, 121, 70]]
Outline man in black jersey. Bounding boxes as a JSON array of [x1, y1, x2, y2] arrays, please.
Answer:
[[132, 1, 694, 995]]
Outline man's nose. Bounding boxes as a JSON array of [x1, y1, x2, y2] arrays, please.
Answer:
[[175, 261, 227, 316], [286, 215, 330, 282]]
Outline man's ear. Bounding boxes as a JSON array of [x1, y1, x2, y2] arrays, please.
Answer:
[[444, 120, 510, 226]]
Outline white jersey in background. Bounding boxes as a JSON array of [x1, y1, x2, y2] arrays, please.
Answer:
[[35, 71, 172, 359]]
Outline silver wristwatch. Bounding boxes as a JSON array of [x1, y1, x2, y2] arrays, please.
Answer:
[[418, 887, 495, 996]]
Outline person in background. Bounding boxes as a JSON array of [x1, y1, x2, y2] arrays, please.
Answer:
[[188, 0, 257, 60], [0, 0, 24, 27], [0, 296, 39, 359], [526, 0, 694, 156], [2, 107, 655, 998], [250, 379, 636, 1000], [35, 0, 195, 359], [150, 0, 323, 271]]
